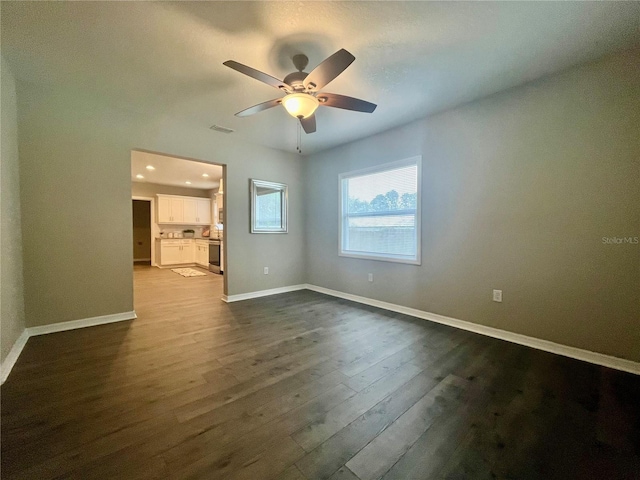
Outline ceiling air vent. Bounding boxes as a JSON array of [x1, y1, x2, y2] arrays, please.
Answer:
[[210, 124, 234, 134]]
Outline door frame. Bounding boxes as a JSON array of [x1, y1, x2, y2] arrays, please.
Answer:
[[130, 148, 227, 299], [132, 196, 156, 266]]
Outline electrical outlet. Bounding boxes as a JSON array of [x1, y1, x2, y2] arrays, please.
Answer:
[[368, 273, 373, 282], [493, 289, 502, 302], [263, 267, 269, 275]]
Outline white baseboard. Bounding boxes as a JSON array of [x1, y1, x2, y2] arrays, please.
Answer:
[[1, 330, 29, 384], [4, 283, 638, 385], [27, 311, 137, 336], [1, 311, 137, 384], [305, 284, 640, 376], [223, 284, 307, 303]]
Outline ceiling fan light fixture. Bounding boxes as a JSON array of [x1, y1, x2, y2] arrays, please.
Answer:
[[282, 93, 319, 119], [224, 49, 376, 133]]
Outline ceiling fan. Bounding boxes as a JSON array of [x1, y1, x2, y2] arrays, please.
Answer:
[[223, 49, 377, 134]]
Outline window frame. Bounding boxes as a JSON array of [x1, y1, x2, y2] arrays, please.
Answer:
[[338, 155, 422, 265]]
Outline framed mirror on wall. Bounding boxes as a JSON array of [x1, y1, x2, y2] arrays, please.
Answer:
[[250, 179, 288, 233]]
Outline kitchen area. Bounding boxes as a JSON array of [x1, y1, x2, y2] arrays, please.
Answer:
[[155, 188, 224, 273], [131, 151, 225, 276]]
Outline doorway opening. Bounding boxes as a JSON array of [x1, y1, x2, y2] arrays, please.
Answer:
[[132, 198, 153, 265], [130, 149, 227, 302]]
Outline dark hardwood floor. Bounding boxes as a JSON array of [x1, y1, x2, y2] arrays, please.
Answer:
[[2, 265, 639, 479]]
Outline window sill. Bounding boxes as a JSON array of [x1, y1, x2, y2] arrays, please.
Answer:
[[338, 251, 421, 265]]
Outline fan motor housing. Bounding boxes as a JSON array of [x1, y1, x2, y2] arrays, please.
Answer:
[[283, 71, 308, 91]]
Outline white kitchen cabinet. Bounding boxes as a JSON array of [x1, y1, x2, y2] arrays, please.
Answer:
[[157, 196, 171, 223], [183, 198, 211, 224], [159, 239, 195, 266], [195, 240, 209, 267], [157, 196, 184, 223], [196, 199, 212, 224], [157, 196, 170, 223], [159, 240, 182, 265], [180, 239, 194, 264], [157, 195, 211, 225], [182, 199, 197, 224]]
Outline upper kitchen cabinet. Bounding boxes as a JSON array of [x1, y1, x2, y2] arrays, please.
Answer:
[[183, 198, 212, 224], [158, 195, 211, 225], [157, 196, 184, 223], [157, 194, 212, 225]]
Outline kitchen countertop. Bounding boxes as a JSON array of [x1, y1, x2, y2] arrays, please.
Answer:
[[156, 237, 221, 241]]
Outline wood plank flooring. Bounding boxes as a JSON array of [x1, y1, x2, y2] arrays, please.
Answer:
[[2, 265, 639, 479]]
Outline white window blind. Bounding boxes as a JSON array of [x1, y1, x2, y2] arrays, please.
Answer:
[[339, 157, 421, 264]]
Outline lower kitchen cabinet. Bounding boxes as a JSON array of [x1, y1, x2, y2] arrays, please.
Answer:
[[160, 242, 181, 265], [180, 240, 194, 264], [195, 240, 209, 267], [158, 239, 195, 266]]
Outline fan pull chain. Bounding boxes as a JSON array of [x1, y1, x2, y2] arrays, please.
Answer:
[[296, 122, 302, 154]]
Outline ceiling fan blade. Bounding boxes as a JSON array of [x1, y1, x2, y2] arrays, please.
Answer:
[[299, 114, 316, 134], [303, 49, 355, 91], [235, 98, 282, 117], [318, 92, 377, 113], [223, 60, 290, 91]]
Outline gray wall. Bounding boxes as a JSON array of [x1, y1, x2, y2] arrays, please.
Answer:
[[1, 57, 26, 363], [17, 82, 306, 327], [305, 50, 640, 362]]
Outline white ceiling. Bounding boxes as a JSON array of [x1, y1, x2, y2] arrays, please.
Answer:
[[2, 2, 639, 154], [131, 151, 222, 190]]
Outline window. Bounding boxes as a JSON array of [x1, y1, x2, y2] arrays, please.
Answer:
[[339, 156, 421, 264]]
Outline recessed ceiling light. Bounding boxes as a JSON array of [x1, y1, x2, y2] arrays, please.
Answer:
[[146, 165, 155, 171], [202, 174, 209, 178], [136, 174, 144, 179], [185, 181, 192, 185]]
